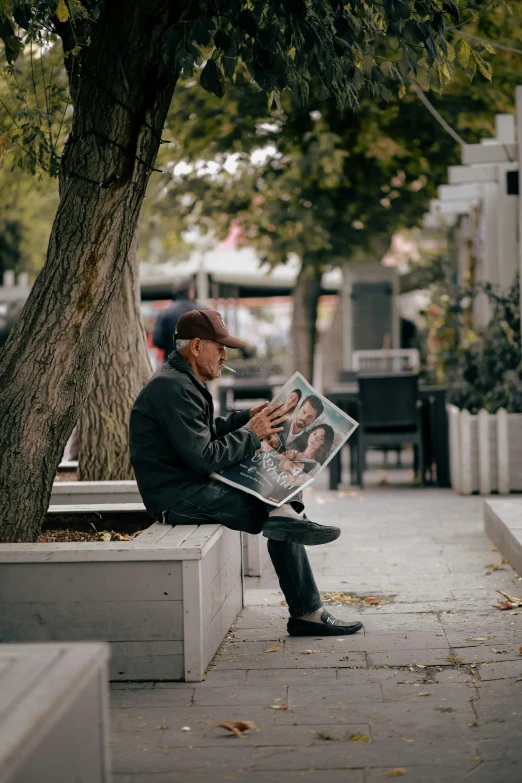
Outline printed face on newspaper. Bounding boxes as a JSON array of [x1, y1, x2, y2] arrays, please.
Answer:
[[211, 372, 359, 506]]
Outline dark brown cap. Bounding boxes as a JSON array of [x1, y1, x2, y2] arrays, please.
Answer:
[[175, 309, 246, 349]]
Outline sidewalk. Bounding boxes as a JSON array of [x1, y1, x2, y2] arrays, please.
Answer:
[[110, 483, 522, 783]]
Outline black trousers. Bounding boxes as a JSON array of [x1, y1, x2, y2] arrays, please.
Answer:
[[166, 479, 322, 617]]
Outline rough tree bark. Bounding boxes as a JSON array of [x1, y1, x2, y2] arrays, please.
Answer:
[[289, 262, 323, 381], [78, 234, 152, 481], [0, 1, 181, 542]]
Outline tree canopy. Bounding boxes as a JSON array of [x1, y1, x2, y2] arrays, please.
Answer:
[[0, 0, 503, 541]]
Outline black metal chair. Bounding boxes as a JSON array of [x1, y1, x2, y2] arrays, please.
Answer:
[[356, 373, 425, 488]]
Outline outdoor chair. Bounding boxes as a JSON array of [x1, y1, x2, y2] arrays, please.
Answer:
[[356, 373, 425, 488]]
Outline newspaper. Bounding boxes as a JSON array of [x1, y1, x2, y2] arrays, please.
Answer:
[[211, 372, 358, 507]]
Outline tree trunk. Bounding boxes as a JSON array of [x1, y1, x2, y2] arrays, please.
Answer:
[[78, 234, 152, 481], [0, 1, 181, 542], [289, 263, 323, 381]]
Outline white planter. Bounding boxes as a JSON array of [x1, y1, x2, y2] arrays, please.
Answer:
[[0, 642, 110, 783], [50, 483, 269, 577], [447, 404, 522, 494], [0, 522, 242, 682]]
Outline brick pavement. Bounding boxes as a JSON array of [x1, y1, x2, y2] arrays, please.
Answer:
[[110, 484, 522, 783]]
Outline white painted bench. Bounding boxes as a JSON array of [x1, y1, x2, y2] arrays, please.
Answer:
[[0, 510, 242, 682], [49, 484, 270, 577], [0, 642, 110, 783], [51, 480, 141, 505]]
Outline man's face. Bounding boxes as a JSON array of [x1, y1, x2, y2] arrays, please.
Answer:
[[293, 401, 319, 432], [193, 339, 227, 381]]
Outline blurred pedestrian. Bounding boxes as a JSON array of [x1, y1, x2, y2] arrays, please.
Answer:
[[152, 279, 208, 360]]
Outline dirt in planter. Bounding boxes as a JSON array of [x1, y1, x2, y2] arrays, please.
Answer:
[[40, 511, 153, 543]]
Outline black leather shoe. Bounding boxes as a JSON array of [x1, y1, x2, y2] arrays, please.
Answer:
[[262, 517, 340, 546], [287, 609, 363, 636]]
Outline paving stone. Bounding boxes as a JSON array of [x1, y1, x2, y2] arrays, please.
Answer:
[[367, 648, 454, 667], [288, 682, 383, 708], [113, 771, 364, 783], [364, 766, 474, 783], [246, 667, 337, 685], [191, 685, 287, 707], [477, 660, 522, 681], [464, 760, 522, 782], [110, 688, 195, 709], [451, 645, 522, 664], [197, 669, 248, 686]]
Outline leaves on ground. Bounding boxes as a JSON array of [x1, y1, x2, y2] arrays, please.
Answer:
[[447, 656, 464, 664], [492, 590, 522, 610], [364, 596, 381, 606], [265, 647, 281, 653], [269, 703, 288, 710], [347, 733, 370, 742], [385, 770, 406, 777], [217, 721, 257, 738], [300, 649, 321, 654], [314, 731, 369, 742], [418, 691, 432, 696]]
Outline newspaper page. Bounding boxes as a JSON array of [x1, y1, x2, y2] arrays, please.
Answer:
[[211, 372, 358, 507]]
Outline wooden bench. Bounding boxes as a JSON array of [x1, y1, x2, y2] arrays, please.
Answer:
[[0, 507, 242, 682], [0, 642, 110, 783], [51, 480, 141, 505], [49, 484, 270, 577]]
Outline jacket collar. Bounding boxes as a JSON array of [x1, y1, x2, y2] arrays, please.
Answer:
[[167, 351, 211, 398]]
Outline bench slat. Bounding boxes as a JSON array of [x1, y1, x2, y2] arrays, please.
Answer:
[[48, 503, 146, 513], [133, 522, 174, 545], [158, 524, 199, 547]]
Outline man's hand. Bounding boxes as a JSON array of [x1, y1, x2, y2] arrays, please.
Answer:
[[249, 401, 269, 420], [248, 402, 289, 440]]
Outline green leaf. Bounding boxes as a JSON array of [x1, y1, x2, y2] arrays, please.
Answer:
[[456, 37, 472, 69], [55, 0, 69, 23], [214, 29, 231, 51], [200, 58, 225, 98], [192, 19, 214, 47], [237, 9, 258, 38], [473, 51, 492, 81]]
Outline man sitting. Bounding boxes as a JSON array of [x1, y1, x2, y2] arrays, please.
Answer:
[[129, 309, 362, 637]]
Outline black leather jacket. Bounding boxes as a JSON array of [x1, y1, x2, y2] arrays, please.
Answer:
[[129, 351, 260, 514]]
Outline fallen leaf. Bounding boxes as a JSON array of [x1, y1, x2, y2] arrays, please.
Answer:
[[265, 647, 281, 653], [300, 649, 321, 654], [364, 596, 381, 606], [492, 590, 522, 610], [401, 738, 415, 743], [447, 656, 464, 664], [492, 648, 507, 654], [385, 771, 406, 778], [468, 637, 489, 641], [347, 733, 370, 742], [415, 664, 425, 669], [519, 647, 522, 656], [418, 692, 432, 697], [99, 532, 112, 542], [269, 703, 288, 710], [155, 725, 169, 730], [217, 721, 257, 739]]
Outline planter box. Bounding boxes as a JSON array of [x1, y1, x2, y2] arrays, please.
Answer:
[[0, 520, 242, 682], [447, 404, 522, 495], [50, 482, 269, 577], [484, 499, 522, 576], [242, 532, 270, 578], [0, 642, 110, 783]]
